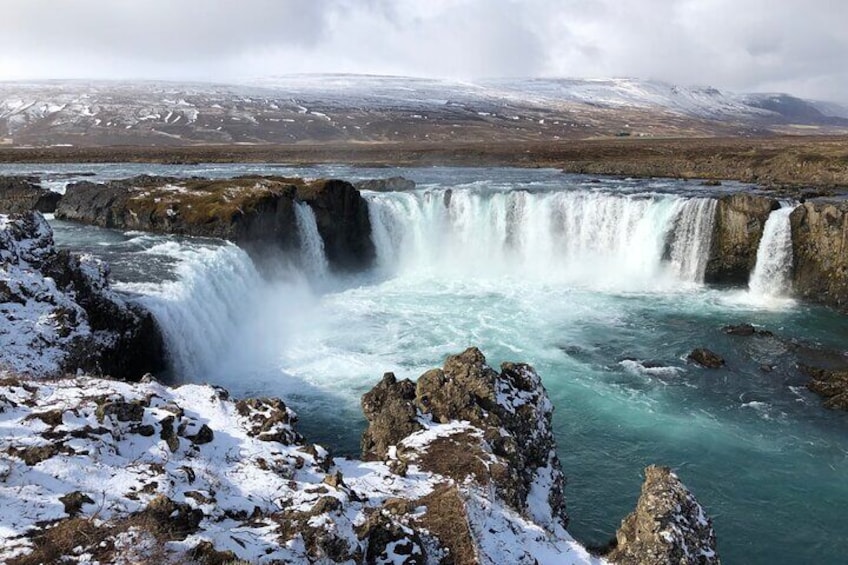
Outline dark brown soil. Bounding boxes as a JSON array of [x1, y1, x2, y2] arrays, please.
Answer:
[[3, 136, 848, 190]]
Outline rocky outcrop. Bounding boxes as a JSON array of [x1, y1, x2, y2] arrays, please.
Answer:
[[705, 193, 778, 284], [0, 346, 719, 564], [0, 176, 61, 214], [362, 347, 569, 533], [799, 365, 848, 410], [355, 176, 417, 192], [688, 348, 725, 369], [607, 465, 719, 564], [56, 175, 375, 271], [790, 199, 848, 311], [0, 211, 164, 379]]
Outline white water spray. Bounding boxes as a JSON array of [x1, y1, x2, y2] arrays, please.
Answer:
[[294, 202, 330, 280], [749, 204, 797, 297], [366, 189, 717, 287]]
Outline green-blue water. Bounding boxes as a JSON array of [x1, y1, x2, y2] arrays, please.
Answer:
[[20, 162, 848, 564]]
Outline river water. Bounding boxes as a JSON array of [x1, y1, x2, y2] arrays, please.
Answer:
[[4, 163, 847, 563]]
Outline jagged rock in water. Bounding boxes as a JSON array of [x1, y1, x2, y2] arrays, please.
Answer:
[[799, 365, 848, 410], [705, 193, 778, 284], [355, 176, 417, 192], [0, 176, 61, 214], [56, 175, 375, 271], [790, 199, 848, 312], [608, 465, 720, 565], [0, 211, 164, 379], [688, 348, 725, 369]]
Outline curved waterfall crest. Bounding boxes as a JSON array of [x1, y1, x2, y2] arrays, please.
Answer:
[[365, 188, 718, 286]]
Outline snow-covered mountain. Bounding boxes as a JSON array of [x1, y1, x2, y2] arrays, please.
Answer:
[[0, 75, 846, 147]]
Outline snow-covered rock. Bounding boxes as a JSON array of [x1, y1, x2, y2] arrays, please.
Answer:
[[0, 324, 719, 564], [0, 211, 164, 379]]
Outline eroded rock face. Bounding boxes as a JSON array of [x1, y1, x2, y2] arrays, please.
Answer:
[[790, 199, 848, 311], [56, 175, 375, 272], [0, 211, 164, 379], [0, 176, 61, 214], [705, 193, 778, 284], [362, 347, 569, 531], [608, 465, 720, 565]]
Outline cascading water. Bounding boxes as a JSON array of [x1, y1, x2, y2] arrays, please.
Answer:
[[119, 241, 265, 379], [365, 188, 717, 287], [748, 204, 797, 297], [294, 202, 330, 280]]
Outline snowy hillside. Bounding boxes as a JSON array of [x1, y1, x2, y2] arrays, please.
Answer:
[[0, 75, 846, 146]]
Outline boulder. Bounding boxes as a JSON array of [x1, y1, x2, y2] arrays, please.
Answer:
[[705, 193, 778, 284], [0, 176, 61, 214], [790, 199, 848, 311], [688, 348, 725, 368], [607, 465, 719, 564], [799, 365, 848, 410]]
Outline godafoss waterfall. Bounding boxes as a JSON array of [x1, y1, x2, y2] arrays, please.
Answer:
[[8, 164, 847, 563]]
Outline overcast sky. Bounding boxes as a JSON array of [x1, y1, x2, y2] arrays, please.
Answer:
[[1, 0, 846, 101]]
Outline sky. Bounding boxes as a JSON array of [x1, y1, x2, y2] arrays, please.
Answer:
[[1, 0, 846, 101]]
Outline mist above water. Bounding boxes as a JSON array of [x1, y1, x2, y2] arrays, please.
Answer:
[[47, 169, 848, 565]]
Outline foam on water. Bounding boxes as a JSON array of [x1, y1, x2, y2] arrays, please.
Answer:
[[366, 188, 717, 289], [45, 171, 848, 565]]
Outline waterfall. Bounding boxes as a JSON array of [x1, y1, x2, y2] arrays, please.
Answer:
[[125, 242, 265, 379], [365, 188, 717, 287], [665, 198, 718, 281], [749, 205, 797, 297], [294, 202, 330, 280]]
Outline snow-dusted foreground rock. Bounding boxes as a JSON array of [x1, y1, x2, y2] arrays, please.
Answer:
[[0, 349, 720, 564], [0, 211, 164, 379]]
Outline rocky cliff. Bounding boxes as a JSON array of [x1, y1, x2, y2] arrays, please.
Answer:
[[0, 211, 164, 379], [705, 193, 778, 284], [0, 348, 719, 565], [790, 199, 848, 311], [55, 175, 375, 271], [0, 176, 61, 214]]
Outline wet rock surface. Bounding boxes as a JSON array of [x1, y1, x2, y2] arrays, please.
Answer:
[[790, 199, 848, 311], [705, 193, 778, 284], [688, 348, 726, 368], [0, 177, 61, 214]]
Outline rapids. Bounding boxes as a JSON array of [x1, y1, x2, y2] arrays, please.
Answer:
[[3, 162, 845, 564]]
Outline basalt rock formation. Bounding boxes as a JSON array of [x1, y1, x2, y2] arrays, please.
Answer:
[[705, 193, 778, 284], [790, 199, 848, 311], [607, 465, 720, 565], [0, 176, 61, 214], [0, 211, 164, 379], [55, 175, 375, 271]]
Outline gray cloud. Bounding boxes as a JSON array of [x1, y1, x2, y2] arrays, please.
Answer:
[[0, 0, 846, 101]]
